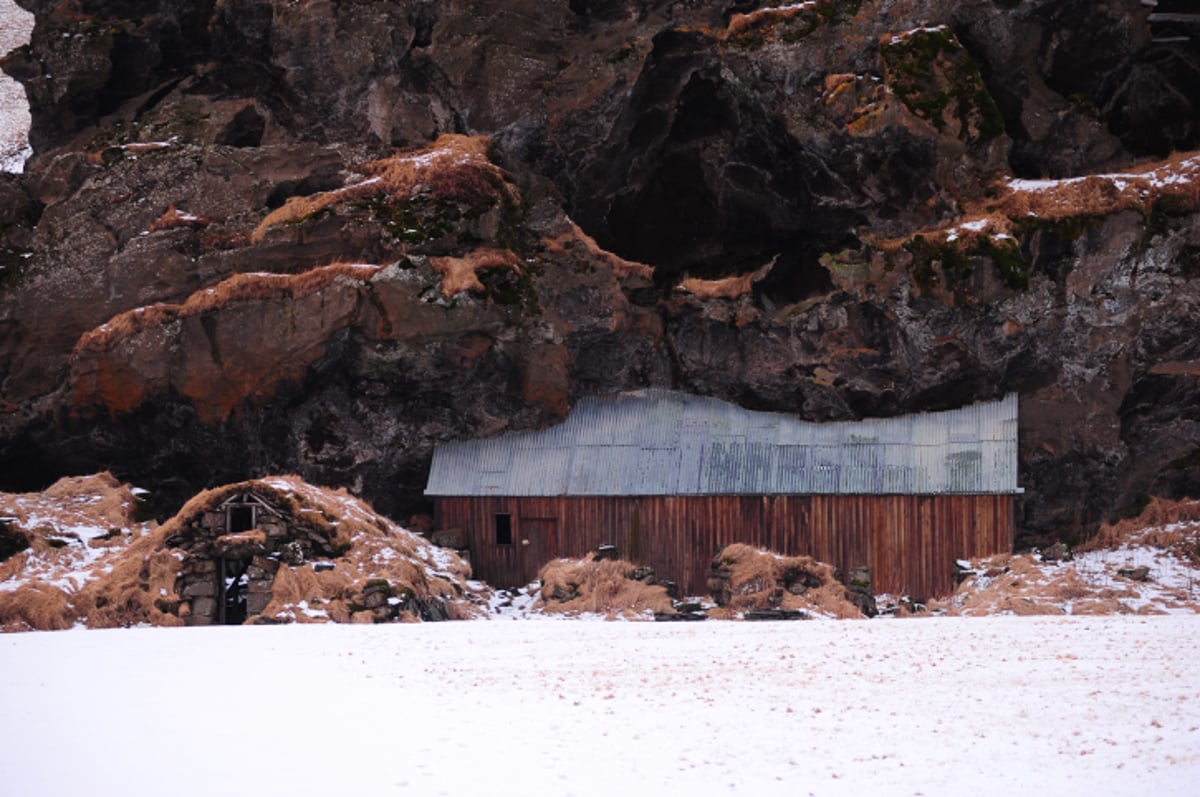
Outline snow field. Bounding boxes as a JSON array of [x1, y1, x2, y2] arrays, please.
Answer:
[[1, 616, 1197, 796]]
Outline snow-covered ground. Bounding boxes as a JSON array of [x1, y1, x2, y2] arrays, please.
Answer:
[[0, 0, 33, 173], [1, 617, 1197, 796]]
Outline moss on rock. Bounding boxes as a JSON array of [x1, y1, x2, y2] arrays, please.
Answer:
[[880, 27, 1004, 149]]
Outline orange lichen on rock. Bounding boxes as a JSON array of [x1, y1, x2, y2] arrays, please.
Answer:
[[147, 204, 215, 233], [676, 258, 774, 300], [429, 247, 521, 298], [73, 263, 381, 356], [68, 262, 381, 421], [541, 220, 654, 280], [252, 134, 517, 243], [724, 1, 818, 41]]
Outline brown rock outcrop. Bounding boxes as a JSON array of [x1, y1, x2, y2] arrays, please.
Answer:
[[1, 0, 1199, 549]]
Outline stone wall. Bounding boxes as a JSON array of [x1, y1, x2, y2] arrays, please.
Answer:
[[168, 495, 333, 625]]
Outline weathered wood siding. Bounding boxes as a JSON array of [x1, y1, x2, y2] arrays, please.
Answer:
[[434, 494, 1013, 599]]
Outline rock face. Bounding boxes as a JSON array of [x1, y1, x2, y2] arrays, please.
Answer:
[[2, 0, 1200, 548]]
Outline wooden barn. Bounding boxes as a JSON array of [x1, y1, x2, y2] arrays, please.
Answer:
[[425, 390, 1020, 599]]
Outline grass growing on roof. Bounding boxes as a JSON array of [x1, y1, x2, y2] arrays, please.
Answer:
[[0, 474, 487, 630]]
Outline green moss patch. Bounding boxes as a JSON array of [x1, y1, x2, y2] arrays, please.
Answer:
[[902, 231, 1028, 294], [903, 234, 967, 291], [880, 27, 1004, 148], [369, 197, 458, 246], [1013, 213, 1106, 243], [974, 236, 1028, 290], [480, 261, 542, 315]]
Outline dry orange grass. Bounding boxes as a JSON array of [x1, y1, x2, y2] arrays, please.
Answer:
[[1080, 496, 1200, 557], [260, 564, 355, 624], [939, 555, 1067, 617], [868, 151, 1200, 257], [0, 582, 75, 632], [0, 473, 159, 630], [678, 272, 758, 300], [0, 474, 188, 629], [677, 258, 775, 300], [430, 247, 521, 298], [182, 263, 381, 316], [991, 152, 1200, 222], [251, 134, 518, 244], [159, 476, 375, 563], [540, 221, 655, 280], [73, 262, 382, 355], [0, 473, 140, 582], [866, 212, 1015, 256], [724, 2, 820, 40], [710, 543, 865, 619], [535, 555, 675, 619], [147, 204, 215, 233], [940, 549, 1165, 617], [258, 536, 480, 624], [76, 534, 186, 629]]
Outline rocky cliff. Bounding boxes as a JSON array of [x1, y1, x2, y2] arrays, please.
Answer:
[[2, 0, 1199, 544]]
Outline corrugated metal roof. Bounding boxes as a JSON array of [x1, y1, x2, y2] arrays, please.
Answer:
[[425, 390, 1020, 497]]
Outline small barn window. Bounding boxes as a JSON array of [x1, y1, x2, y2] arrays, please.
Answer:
[[229, 505, 255, 533], [494, 513, 513, 545]]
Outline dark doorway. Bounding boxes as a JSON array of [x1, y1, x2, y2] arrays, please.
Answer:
[[219, 557, 250, 625]]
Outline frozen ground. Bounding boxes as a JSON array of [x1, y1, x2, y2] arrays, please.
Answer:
[[1, 0, 33, 172], [1, 616, 1197, 796]]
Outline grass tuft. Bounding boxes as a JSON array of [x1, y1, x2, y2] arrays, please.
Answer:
[[535, 554, 674, 619], [709, 543, 865, 619], [430, 248, 522, 299], [251, 134, 518, 244]]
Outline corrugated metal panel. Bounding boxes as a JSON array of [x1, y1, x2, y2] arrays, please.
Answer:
[[425, 390, 1021, 497]]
